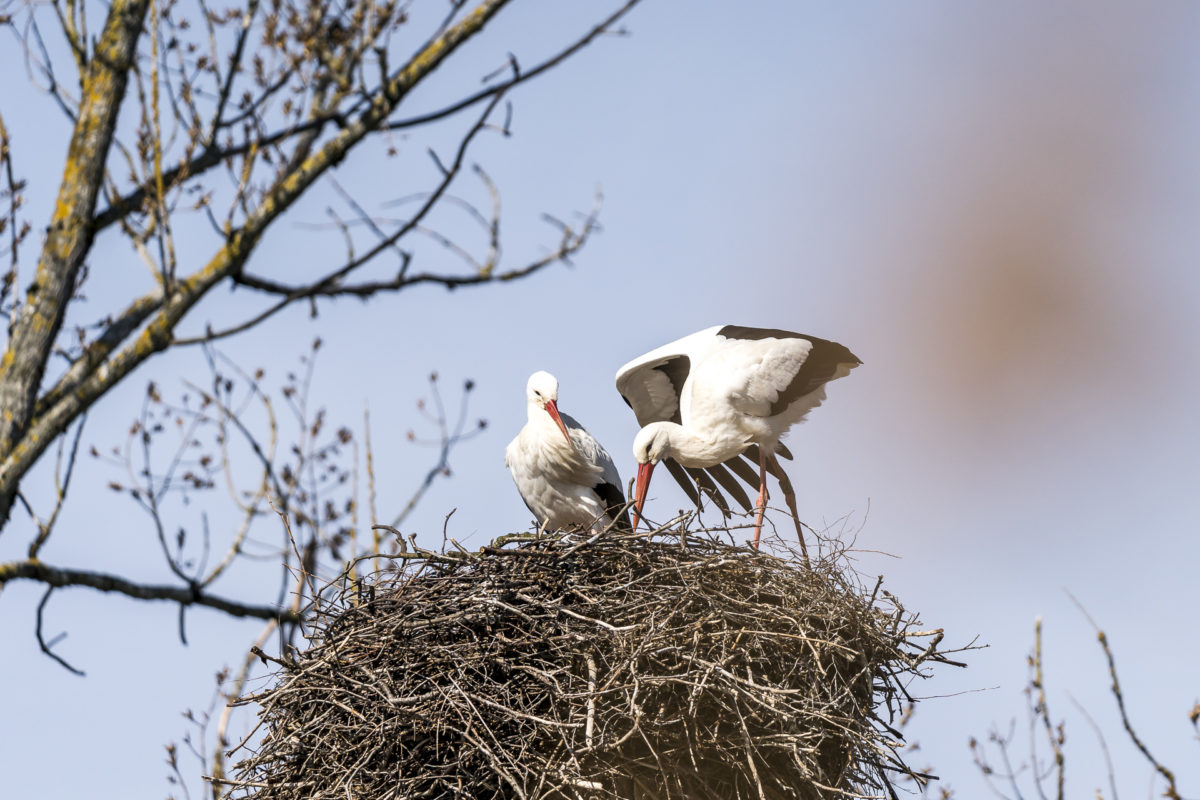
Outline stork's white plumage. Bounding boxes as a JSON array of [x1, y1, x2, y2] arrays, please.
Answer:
[[506, 371, 630, 533], [615, 325, 861, 552]]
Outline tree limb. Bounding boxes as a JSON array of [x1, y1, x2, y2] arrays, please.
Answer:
[[90, 0, 642, 237], [385, 0, 639, 133], [1, 558, 301, 622], [0, 0, 152, 523]]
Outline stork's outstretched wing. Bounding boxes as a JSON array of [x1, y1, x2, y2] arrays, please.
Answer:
[[616, 326, 859, 519]]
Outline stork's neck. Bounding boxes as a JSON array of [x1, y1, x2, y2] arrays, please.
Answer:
[[527, 400, 554, 424], [526, 401, 575, 448], [658, 422, 746, 469]]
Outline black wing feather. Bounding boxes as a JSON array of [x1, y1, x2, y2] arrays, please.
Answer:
[[593, 481, 632, 531], [684, 466, 732, 517], [703, 463, 754, 513], [660, 460, 732, 519], [723, 453, 761, 490], [663, 460, 702, 508]]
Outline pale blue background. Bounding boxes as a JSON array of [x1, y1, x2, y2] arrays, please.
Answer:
[[1, 2, 1197, 797]]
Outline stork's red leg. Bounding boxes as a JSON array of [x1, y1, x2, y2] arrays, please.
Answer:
[[752, 447, 769, 548]]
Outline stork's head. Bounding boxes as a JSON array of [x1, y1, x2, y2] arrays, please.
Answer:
[[632, 423, 673, 466], [525, 370, 571, 443], [630, 422, 675, 530]]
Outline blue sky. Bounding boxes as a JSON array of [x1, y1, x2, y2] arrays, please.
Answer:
[[2, 2, 1199, 797]]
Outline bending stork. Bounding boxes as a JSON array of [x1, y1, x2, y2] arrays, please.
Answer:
[[615, 325, 860, 552]]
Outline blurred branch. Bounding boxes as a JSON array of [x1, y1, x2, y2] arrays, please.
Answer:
[[36, 586, 85, 676], [209, 557, 307, 797], [91, 0, 640, 235], [970, 610, 1192, 800], [25, 411, 87, 559], [1069, 595, 1182, 800], [0, 559, 300, 622], [1065, 694, 1118, 800], [0, 111, 30, 331], [175, 90, 511, 345], [0, 0, 152, 523], [364, 406, 381, 568], [31, 289, 164, 419], [1029, 617, 1064, 800], [0, 0, 640, 731], [0, 0, 638, 534], [200, 391, 275, 585], [210, 619, 278, 797], [383, 0, 639, 133], [390, 374, 487, 529], [0, 0, 512, 521]]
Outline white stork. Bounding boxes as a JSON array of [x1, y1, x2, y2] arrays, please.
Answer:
[[506, 371, 630, 533], [615, 325, 861, 552]]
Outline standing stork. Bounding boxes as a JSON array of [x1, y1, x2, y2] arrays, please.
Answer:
[[506, 371, 630, 533], [615, 325, 861, 552]]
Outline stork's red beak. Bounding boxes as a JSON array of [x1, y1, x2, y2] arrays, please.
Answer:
[[632, 461, 655, 530], [544, 400, 572, 444]]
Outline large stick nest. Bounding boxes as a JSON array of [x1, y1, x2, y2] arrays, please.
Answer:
[[224, 524, 960, 799]]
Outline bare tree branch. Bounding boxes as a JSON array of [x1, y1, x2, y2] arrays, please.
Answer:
[[35, 586, 85, 676], [969, 609, 1192, 800], [0, 0, 517, 511], [0, 0, 151, 516], [384, 0, 639, 133], [1068, 596, 1182, 800], [0, 558, 301, 622]]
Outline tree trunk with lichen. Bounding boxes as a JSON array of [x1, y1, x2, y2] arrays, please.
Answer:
[[0, 0, 150, 523]]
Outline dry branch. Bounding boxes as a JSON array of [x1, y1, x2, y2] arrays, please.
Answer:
[[0, 558, 300, 622]]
